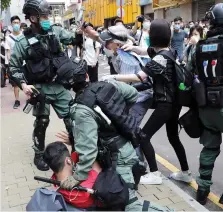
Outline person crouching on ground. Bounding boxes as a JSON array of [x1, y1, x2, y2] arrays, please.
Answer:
[[43, 141, 101, 209]]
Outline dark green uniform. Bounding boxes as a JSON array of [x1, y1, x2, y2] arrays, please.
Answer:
[[9, 25, 78, 171], [192, 3, 223, 204]]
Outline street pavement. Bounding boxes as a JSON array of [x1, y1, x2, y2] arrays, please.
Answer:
[[0, 59, 220, 211]]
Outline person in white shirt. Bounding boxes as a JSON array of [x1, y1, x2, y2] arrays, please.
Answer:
[[5, 16, 23, 109], [83, 24, 101, 82], [132, 15, 151, 48]]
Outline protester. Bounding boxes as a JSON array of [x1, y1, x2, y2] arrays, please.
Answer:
[[5, 15, 23, 109], [189, 21, 195, 28], [20, 22, 28, 31], [99, 25, 153, 125], [171, 16, 188, 61], [132, 15, 151, 48], [101, 19, 192, 184], [184, 25, 203, 72], [83, 23, 101, 82], [43, 142, 101, 209]]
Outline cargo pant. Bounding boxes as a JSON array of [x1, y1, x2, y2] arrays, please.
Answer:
[[117, 142, 172, 211], [32, 83, 74, 152], [196, 107, 223, 191]]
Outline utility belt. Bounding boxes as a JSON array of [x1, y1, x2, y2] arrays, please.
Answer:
[[194, 82, 223, 108], [97, 136, 127, 170]]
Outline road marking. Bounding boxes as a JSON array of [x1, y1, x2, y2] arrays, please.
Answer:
[[155, 153, 223, 209]]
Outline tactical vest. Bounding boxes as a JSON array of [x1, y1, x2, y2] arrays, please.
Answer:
[[24, 27, 63, 83], [75, 81, 140, 147], [195, 36, 223, 108], [196, 36, 223, 86]]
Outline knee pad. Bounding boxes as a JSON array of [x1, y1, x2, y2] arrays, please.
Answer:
[[35, 116, 50, 129]]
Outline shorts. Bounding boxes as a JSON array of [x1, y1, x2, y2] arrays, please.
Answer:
[[9, 79, 18, 87]]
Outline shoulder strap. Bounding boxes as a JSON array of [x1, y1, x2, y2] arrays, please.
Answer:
[[158, 49, 176, 62], [138, 30, 143, 46], [9, 35, 18, 42], [93, 40, 96, 50]]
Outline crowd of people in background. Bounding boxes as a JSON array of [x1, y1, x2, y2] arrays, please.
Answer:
[[1, 2, 222, 209]]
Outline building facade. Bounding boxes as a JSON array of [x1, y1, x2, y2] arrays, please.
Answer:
[[62, 0, 222, 28]]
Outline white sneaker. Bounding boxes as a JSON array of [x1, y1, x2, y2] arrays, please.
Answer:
[[140, 171, 162, 185], [169, 171, 192, 183]]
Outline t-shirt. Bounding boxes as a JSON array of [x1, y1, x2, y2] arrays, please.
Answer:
[[83, 37, 101, 66], [135, 30, 150, 48], [5, 32, 23, 64], [171, 30, 188, 60]]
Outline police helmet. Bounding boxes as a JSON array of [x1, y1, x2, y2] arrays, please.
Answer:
[[57, 57, 88, 89], [205, 3, 223, 26], [23, 0, 52, 19]]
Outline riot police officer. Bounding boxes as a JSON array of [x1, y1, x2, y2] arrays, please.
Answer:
[[8, 0, 81, 171], [193, 3, 223, 205]]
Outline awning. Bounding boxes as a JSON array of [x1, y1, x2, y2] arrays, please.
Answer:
[[153, 0, 192, 10]]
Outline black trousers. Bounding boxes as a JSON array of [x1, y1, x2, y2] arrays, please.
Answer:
[[87, 62, 98, 82], [141, 102, 189, 172]]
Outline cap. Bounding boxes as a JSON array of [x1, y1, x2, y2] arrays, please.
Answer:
[[99, 25, 128, 43]]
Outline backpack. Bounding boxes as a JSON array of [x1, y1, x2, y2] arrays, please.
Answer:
[[178, 108, 204, 138], [160, 50, 194, 107], [93, 168, 129, 211]]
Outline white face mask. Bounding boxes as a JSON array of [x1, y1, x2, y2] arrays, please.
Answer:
[[143, 22, 151, 30], [103, 48, 114, 57]]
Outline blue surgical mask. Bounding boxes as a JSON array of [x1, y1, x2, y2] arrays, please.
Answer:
[[174, 25, 181, 31], [13, 24, 20, 32], [40, 20, 51, 31]]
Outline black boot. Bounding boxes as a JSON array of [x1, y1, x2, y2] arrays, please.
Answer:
[[196, 188, 210, 205], [219, 194, 223, 204], [34, 152, 49, 171]]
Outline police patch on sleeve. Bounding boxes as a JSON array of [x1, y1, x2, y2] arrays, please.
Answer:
[[201, 44, 218, 52]]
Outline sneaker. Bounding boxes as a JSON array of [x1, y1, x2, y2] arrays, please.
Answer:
[[140, 171, 162, 185], [13, 100, 20, 109], [169, 171, 192, 183], [103, 55, 107, 61]]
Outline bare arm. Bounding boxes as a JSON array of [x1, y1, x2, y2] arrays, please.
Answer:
[[122, 44, 148, 56], [103, 71, 148, 83], [6, 49, 11, 62], [95, 47, 100, 58]]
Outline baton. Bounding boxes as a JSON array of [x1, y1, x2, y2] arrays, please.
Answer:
[[34, 176, 95, 194]]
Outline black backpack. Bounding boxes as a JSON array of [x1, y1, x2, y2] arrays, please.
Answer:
[[160, 50, 194, 107], [93, 168, 129, 211]]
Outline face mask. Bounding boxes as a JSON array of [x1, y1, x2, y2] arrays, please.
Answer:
[[104, 47, 114, 57], [174, 25, 181, 30], [184, 28, 189, 33], [143, 22, 151, 30], [13, 24, 20, 32], [40, 20, 51, 31]]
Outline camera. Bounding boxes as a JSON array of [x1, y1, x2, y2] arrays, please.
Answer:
[[137, 15, 145, 23]]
